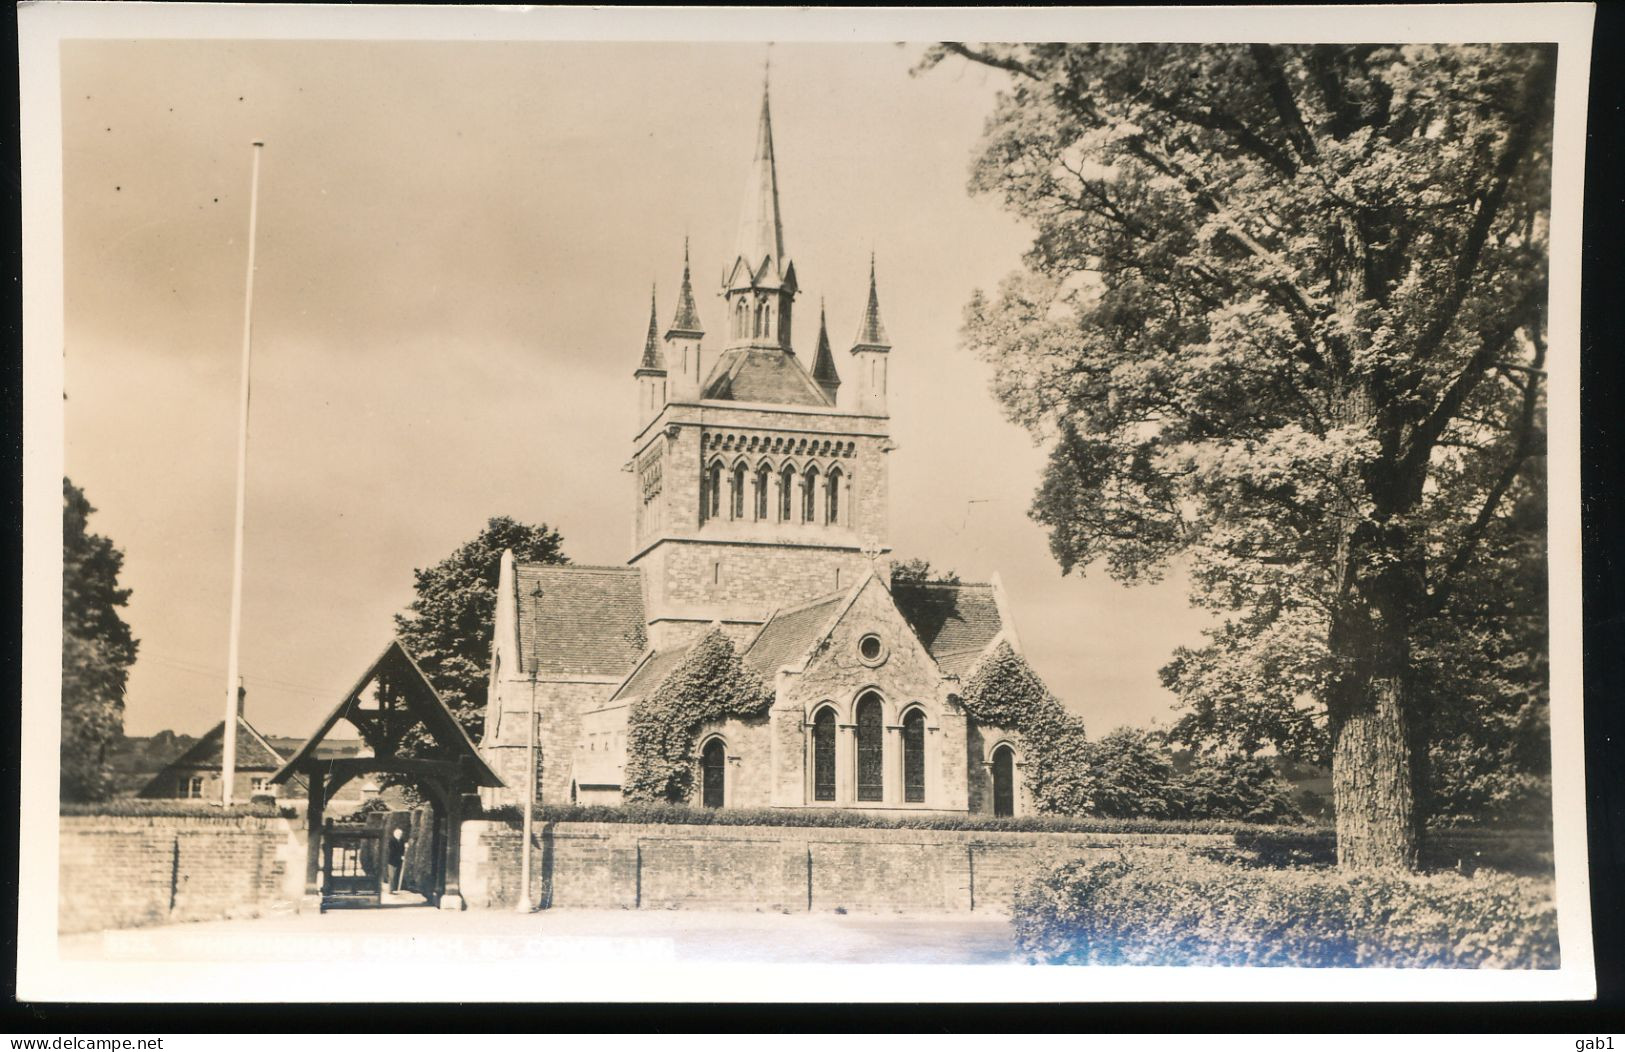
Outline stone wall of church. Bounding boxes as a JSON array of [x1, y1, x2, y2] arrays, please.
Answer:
[[459, 819, 1235, 914], [649, 541, 869, 614], [481, 677, 620, 809], [965, 722, 1037, 816], [779, 578, 970, 810], [692, 714, 773, 808]]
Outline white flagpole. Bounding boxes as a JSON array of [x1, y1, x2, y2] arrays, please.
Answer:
[[221, 140, 264, 807]]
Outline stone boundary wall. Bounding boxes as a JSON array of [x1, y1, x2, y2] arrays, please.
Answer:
[[59, 814, 305, 934], [459, 820, 1233, 914]]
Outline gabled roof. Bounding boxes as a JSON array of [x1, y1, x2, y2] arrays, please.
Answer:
[[138, 716, 286, 794], [740, 590, 848, 675], [269, 639, 502, 788], [891, 581, 1005, 677], [701, 347, 832, 407], [516, 564, 647, 677]]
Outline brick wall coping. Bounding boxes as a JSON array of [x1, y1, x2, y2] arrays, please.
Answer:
[[61, 814, 297, 831], [468, 818, 1238, 847]]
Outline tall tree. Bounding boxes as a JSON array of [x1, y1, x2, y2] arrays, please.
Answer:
[[394, 516, 567, 741], [62, 478, 138, 801], [924, 43, 1553, 869]]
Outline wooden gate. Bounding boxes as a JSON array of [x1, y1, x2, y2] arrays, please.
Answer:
[[322, 818, 385, 908]]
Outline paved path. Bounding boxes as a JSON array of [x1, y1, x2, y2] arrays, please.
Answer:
[[60, 906, 1023, 966]]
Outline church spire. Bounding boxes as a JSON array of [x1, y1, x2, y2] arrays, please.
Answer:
[[852, 255, 890, 352], [667, 238, 704, 337], [734, 81, 787, 283], [811, 299, 840, 403], [636, 285, 665, 375]]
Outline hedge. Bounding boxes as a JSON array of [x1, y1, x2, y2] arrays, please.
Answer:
[[478, 801, 1321, 837], [1011, 853, 1559, 968]]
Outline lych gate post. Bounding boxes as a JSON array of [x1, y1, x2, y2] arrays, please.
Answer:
[[439, 785, 466, 910], [300, 773, 325, 912]]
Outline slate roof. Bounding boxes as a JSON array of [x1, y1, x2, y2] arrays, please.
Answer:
[[154, 716, 287, 771], [636, 287, 665, 374], [607, 644, 694, 705], [891, 581, 1004, 677], [741, 591, 847, 675], [702, 348, 832, 407], [517, 564, 647, 677], [667, 241, 704, 336], [852, 258, 891, 351], [810, 305, 841, 391]]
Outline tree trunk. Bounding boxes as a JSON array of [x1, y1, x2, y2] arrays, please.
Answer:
[[1328, 670, 1419, 871], [1327, 515, 1425, 872]]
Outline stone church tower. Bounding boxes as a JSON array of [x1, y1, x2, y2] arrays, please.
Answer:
[[478, 80, 1045, 820], [629, 85, 895, 650]]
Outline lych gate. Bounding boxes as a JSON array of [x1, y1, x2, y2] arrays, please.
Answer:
[[269, 639, 504, 911]]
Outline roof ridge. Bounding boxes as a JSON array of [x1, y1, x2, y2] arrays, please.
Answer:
[[517, 563, 638, 574], [892, 579, 990, 589], [768, 587, 848, 619]]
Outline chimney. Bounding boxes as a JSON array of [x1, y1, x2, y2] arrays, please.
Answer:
[[236, 679, 246, 719]]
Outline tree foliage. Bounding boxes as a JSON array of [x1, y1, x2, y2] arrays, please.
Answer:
[[622, 629, 775, 804], [888, 558, 961, 587], [924, 43, 1554, 867], [393, 516, 567, 742], [62, 478, 139, 802]]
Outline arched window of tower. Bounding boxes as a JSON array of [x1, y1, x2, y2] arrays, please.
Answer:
[[802, 464, 820, 524], [731, 463, 747, 520]]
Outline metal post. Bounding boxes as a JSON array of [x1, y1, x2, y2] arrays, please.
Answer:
[[221, 140, 264, 807], [515, 675, 538, 912]]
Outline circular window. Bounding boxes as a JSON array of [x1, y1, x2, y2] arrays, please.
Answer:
[[858, 633, 887, 666]]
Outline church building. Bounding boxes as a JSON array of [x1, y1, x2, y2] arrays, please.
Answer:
[[477, 85, 1051, 817]]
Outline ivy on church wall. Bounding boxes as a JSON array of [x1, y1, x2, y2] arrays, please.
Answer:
[[622, 629, 775, 804], [960, 641, 1092, 814]]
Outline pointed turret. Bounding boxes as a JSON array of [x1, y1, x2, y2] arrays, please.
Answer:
[[667, 239, 704, 339], [850, 257, 891, 415], [851, 255, 891, 352], [665, 241, 705, 402], [634, 285, 667, 427], [811, 300, 840, 405], [635, 285, 666, 376]]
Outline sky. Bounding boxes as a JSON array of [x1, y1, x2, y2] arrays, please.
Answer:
[[62, 39, 1216, 739]]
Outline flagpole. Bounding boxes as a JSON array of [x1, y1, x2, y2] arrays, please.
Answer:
[[221, 140, 264, 807]]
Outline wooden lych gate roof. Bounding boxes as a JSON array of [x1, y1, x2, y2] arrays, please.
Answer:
[[269, 639, 503, 788]]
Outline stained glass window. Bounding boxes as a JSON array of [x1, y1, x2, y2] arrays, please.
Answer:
[[813, 707, 836, 802], [856, 693, 884, 802], [902, 709, 925, 803]]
